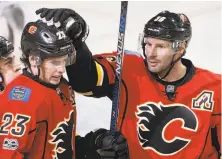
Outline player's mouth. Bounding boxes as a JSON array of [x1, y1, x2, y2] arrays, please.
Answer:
[[148, 61, 159, 67], [52, 76, 61, 80]]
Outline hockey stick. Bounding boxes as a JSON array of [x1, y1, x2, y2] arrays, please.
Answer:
[[110, 1, 128, 131]]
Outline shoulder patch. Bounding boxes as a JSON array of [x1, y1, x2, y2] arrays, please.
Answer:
[[125, 50, 140, 57], [9, 86, 32, 102], [104, 55, 116, 63]]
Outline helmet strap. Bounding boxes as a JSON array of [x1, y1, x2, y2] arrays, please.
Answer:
[[159, 49, 186, 80], [159, 54, 176, 79]]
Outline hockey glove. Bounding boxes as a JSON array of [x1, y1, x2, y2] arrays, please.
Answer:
[[84, 128, 130, 159], [36, 8, 89, 45]]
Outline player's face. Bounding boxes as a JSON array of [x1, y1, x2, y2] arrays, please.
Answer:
[[40, 55, 68, 85], [144, 37, 174, 73], [0, 55, 21, 86]]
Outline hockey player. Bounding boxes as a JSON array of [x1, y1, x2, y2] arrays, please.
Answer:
[[0, 20, 129, 159], [37, 8, 221, 159], [0, 36, 21, 93]]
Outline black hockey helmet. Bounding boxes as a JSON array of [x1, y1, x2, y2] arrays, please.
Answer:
[[0, 36, 14, 91], [0, 36, 14, 58], [143, 10, 192, 48], [21, 20, 76, 65], [141, 11, 192, 79]]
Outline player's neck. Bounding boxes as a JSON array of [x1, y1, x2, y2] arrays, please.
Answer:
[[158, 60, 187, 82]]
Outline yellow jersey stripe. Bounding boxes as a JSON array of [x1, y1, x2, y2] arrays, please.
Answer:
[[95, 61, 104, 86], [77, 91, 93, 95]]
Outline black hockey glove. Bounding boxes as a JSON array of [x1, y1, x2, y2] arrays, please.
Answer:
[[35, 8, 89, 45], [84, 128, 130, 159]]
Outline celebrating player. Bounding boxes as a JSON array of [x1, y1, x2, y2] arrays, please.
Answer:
[[0, 20, 129, 159], [37, 8, 221, 159]]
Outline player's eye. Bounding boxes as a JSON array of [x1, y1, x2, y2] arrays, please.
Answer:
[[156, 44, 166, 48], [146, 42, 152, 47], [4, 58, 12, 67], [50, 61, 62, 65]]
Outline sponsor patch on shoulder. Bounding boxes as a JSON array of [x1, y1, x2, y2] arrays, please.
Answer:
[[9, 86, 31, 102], [125, 50, 140, 57]]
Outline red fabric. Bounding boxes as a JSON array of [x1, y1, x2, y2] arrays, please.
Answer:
[[0, 75, 76, 159], [93, 51, 221, 159]]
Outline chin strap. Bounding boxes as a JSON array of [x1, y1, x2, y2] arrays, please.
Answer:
[[159, 50, 185, 80], [159, 40, 186, 79], [159, 54, 176, 79]]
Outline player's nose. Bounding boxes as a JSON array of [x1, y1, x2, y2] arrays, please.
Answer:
[[146, 47, 157, 57], [57, 64, 66, 74], [13, 63, 22, 73]]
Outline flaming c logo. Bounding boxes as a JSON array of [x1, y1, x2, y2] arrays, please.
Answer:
[[28, 26, 37, 34], [136, 102, 198, 156]]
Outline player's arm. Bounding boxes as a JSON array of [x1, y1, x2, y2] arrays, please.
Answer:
[[67, 43, 116, 98], [35, 8, 116, 99], [211, 107, 221, 157], [211, 82, 221, 156]]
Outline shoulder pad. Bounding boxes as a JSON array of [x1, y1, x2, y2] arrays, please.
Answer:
[[124, 50, 141, 57]]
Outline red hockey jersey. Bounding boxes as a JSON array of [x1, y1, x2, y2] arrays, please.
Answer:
[[78, 50, 221, 159], [0, 71, 76, 159]]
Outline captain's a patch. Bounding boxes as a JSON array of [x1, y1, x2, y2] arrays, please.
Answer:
[[192, 90, 214, 112]]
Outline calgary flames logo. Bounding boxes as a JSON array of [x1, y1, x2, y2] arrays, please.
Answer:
[[135, 102, 198, 156], [49, 110, 74, 159], [28, 25, 37, 34]]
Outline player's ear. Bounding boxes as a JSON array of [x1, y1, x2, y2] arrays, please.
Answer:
[[29, 55, 37, 67], [177, 41, 186, 55], [29, 55, 40, 75]]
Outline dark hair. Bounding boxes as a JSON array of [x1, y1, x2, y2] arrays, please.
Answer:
[[20, 51, 30, 68]]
